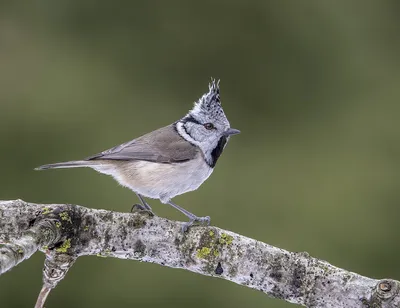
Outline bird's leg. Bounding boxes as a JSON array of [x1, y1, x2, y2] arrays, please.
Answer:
[[131, 193, 155, 216], [167, 200, 210, 232], [136, 193, 153, 211]]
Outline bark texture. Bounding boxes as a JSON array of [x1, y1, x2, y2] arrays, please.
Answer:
[[0, 199, 399, 308]]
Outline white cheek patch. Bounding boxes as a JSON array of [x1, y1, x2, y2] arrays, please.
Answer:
[[176, 122, 201, 147]]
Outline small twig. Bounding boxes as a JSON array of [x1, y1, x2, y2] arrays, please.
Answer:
[[34, 285, 51, 308], [34, 253, 77, 308]]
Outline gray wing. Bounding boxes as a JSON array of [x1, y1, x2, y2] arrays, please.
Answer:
[[86, 124, 198, 163]]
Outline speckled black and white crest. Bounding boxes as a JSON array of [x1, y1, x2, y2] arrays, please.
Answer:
[[188, 78, 230, 127]]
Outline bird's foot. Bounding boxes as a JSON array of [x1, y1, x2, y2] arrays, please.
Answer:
[[130, 204, 155, 217], [181, 216, 211, 233]]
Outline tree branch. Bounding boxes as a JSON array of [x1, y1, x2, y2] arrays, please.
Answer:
[[0, 200, 398, 308], [0, 213, 60, 274]]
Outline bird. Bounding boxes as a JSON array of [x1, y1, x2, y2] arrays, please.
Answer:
[[35, 79, 240, 232]]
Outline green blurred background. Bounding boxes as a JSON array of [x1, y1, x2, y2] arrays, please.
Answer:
[[1, 1, 400, 307]]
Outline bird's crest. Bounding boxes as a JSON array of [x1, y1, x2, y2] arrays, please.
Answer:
[[189, 78, 226, 121]]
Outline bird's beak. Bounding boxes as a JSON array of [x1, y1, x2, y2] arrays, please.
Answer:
[[224, 128, 241, 136]]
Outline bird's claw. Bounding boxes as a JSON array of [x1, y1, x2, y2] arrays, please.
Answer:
[[181, 216, 211, 233], [130, 204, 155, 217]]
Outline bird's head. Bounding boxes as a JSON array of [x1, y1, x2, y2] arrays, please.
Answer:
[[176, 79, 240, 167]]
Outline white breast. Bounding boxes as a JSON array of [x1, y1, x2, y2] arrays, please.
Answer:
[[103, 154, 213, 202]]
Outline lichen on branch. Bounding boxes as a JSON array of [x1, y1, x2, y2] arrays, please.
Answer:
[[0, 199, 399, 308]]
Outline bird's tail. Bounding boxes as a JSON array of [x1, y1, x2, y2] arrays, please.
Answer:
[[35, 160, 97, 171]]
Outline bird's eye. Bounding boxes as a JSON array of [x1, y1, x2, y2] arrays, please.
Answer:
[[204, 123, 214, 130]]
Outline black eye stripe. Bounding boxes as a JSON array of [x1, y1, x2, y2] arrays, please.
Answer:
[[181, 116, 216, 131], [181, 115, 201, 125]]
